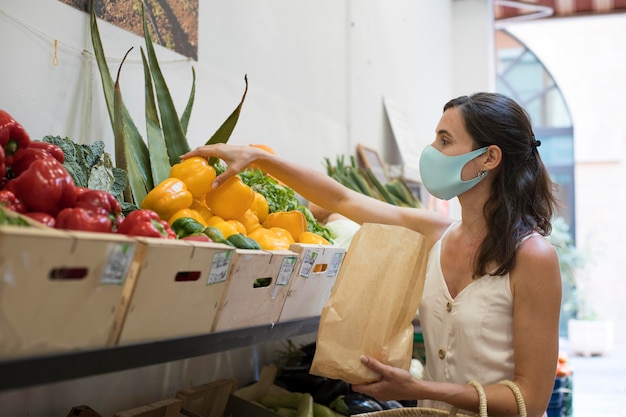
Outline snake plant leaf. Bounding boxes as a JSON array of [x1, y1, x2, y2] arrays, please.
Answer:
[[142, 5, 190, 166], [115, 49, 148, 206], [180, 66, 196, 135], [141, 47, 170, 186], [204, 74, 249, 166], [205, 74, 249, 146], [113, 50, 129, 202], [90, 1, 153, 201]]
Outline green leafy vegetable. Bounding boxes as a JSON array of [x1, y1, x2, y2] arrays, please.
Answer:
[[0, 207, 31, 227], [41, 135, 129, 208], [238, 169, 332, 242], [325, 154, 422, 208]]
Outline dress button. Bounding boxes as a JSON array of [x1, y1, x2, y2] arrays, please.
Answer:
[[446, 302, 452, 312], [438, 349, 446, 359]]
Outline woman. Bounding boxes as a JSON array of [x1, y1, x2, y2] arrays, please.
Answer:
[[182, 92, 562, 417]]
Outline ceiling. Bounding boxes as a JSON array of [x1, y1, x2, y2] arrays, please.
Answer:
[[495, 0, 626, 27]]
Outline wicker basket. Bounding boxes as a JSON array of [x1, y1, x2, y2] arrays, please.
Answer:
[[354, 408, 473, 417], [355, 380, 527, 417]]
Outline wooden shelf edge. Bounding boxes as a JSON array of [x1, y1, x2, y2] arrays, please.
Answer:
[[0, 317, 319, 392]]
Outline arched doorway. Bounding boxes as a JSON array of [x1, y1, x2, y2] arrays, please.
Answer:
[[495, 30, 576, 239]]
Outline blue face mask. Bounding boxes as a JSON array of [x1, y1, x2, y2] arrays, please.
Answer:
[[418, 145, 489, 200]]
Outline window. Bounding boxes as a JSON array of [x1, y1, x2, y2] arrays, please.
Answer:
[[495, 30, 576, 239]]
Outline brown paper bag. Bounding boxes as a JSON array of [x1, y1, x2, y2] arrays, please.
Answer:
[[309, 223, 429, 384]]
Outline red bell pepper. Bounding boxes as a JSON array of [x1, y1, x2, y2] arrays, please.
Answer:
[[24, 211, 56, 227], [27, 141, 64, 163], [0, 110, 31, 164], [55, 207, 112, 233], [10, 141, 65, 178], [0, 146, 6, 182], [117, 209, 176, 239], [4, 157, 77, 216], [0, 190, 26, 213], [180, 234, 213, 242], [75, 189, 123, 230]]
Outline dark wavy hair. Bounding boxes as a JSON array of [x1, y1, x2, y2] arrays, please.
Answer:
[[444, 92, 559, 277]]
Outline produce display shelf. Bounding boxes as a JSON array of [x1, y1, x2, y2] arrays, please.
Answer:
[[0, 317, 319, 392]]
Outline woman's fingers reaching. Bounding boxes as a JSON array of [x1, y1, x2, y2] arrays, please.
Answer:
[[180, 144, 264, 188]]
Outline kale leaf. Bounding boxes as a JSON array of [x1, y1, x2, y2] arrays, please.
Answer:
[[42, 135, 128, 206]]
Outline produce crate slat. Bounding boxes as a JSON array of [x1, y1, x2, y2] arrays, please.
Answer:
[[211, 249, 300, 332], [0, 226, 139, 359], [116, 238, 235, 345], [278, 243, 346, 322]]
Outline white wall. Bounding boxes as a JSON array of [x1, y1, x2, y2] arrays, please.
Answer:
[[0, 0, 495, 414], [0, 0, 494, 180], [452, 0, 496, 96]]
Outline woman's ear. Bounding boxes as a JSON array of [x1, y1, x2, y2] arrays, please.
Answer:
[[483, 145, 502, 170]]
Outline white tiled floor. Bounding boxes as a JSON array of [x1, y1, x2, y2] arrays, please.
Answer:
[[562, 340, 626, 417]]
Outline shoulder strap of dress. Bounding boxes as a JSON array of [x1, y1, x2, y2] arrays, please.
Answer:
[[518, 231, 541, 247], [441, 221, 458, 239]]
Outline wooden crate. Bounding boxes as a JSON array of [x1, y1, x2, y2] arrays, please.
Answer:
[[224, 365, 290, 417], [116, 238, 235, 345], [0, 226, 138, 359], [278, 243, 346, 322], [175, 378, 235, 417], [113, 398, 185, 417], [211, 249, 299, 332]]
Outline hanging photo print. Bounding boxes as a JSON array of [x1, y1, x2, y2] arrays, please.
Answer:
[[58, 0, 199, 60]]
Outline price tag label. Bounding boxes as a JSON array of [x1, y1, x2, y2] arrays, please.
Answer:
[[207, 251, 233, 284], [276, 256, 297, 286], [327, 252, 345, 278], [100, 243, 136, 285], [298, 249, 319, 278]]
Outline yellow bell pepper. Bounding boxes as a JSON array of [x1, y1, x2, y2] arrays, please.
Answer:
[[190, 199, 213, 223], [205, 175, 255, 220], [262, 210, 307, 243], [250, 191, 269, 223], [169, 156, 216, 198], [211, 220, 240, 238], [168, 208, 208, 227], [298, 231, 329, 245], [248, 227, 292, 251], [228, 219, 247, 235], [141, 177, 193, 221], [237, 209, 261, 235], [206, 215, 225, 226], [270, 227, 295, 245]]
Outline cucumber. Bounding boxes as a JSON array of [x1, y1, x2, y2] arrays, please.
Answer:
[[296, 393, 313, 417], [312, 403, 335, 417], [260, 392, 304, 409], [276, 408, 297, 417], [202, 226, 233, 246], [226, 233, 262, 250]]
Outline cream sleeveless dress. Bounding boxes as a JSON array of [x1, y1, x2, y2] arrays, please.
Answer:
[[418, 224, 543, 416]]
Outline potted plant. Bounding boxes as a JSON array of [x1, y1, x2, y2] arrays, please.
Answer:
[[549, 217, 614, 356]]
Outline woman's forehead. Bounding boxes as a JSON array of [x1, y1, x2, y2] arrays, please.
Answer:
[[436, 107, 471, 141]]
